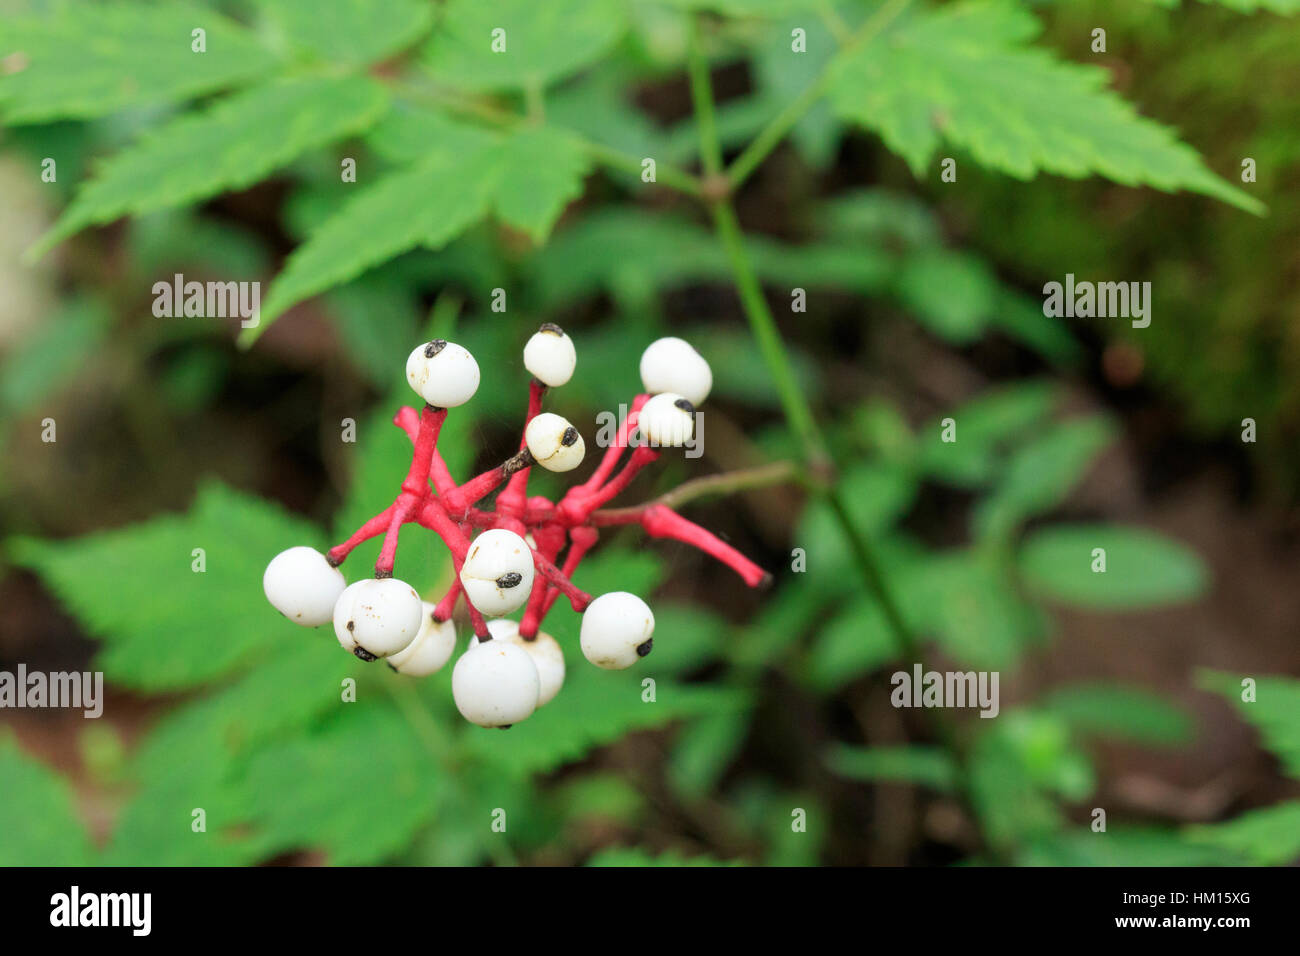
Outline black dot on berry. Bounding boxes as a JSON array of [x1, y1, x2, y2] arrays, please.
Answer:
[[346, 620, 355, 631], [561, 427, 579, 447], [353, 647, 377, 662], [424, 339, 447, 358], [636, 638, 654, 657], [539, 322, 564, 336], [496, 572, 523, 589], [498, 724, 513, 730], [673, 398, 695, 415]]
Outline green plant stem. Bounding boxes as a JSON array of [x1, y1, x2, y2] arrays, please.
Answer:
[[686, 19, 724, 179], [593, 460, 798, 522], [581, 141, 704, 197], [725, 0, 912, 192], [685, 9, 994, 858]]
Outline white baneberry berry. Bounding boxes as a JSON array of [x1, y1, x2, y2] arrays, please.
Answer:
[[525, 412, 585, 472], [263, 546, 346, 627], [405, 340, 480, 408], [523, 323, 576, 387], [332, 578, 424, 661], [459, 528, 535, 616], [580, 591, 655, 670], [472, 619, 566, 707], [387, 601, 457, 676], [639, 337, 712, 406], [452, 639, 540, 727], [637, 392, 695, 447]]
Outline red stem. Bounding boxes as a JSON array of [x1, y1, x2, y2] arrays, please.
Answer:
[[639, 504, 770, 588]]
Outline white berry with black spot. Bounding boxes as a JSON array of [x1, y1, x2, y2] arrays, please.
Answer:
[[387, 602, 457, 676], [405, 340, 480, 408], [452, 639, 540, 727], [580, 591, 655, 670], [525, 412, 585, 472], [332, 578, 424, 661], [473, 619, 566, 707], [637, 392, 696, 447], [459, 528, 535, 616], [639, 337, 712, 406], [523, 323, 576, 387], [263, 546, 346, 627]]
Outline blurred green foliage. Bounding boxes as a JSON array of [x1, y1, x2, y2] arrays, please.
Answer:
[[0, 0, 1295, 866]]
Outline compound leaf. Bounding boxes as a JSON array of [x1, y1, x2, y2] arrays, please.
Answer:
[[828, 0, 1260, 213], [0, 2, 277, 123], [8, 482, 327, 691], [32, 76, 390, 258]]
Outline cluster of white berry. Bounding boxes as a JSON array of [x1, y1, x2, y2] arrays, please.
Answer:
[[263, 329, 716, 729]]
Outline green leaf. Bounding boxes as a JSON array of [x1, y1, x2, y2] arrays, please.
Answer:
[[894, 249, 997, 343], [106, 638, 355, 865], [905, 551, 1042, 669], [1042, 683, 1194, 746], [242, 706, 440, 865], [250, 118, 590, 341], [250, 145, 500, 342], [825, 744, 958, 791], [805, 596, 896, 691], [0, 734, 93, 865], [552, 773, 645, 825], [8, 482, 327, 691], [467, 664, 743, 777], [919, 381, 1059, 487], [975, 416, 1115, 538], [668, 706, 752, 799], [1186, 801, 1300, 866], [258, 0, 433, 65], [1199, 671, 1300, 779], [586, 846, 744, 866], [490, 125, 592, 241], [1018, 524, 1208, 609], [0, 3, 278, 124], [1020, 827, 1242, 866], [828, 0, 1261, 213], [32, 76, 389, 258], [422, 0, 628, 91]]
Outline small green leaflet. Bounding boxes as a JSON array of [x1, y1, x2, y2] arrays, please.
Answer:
[[423, 0, 628, 91], [1186, 801, 1300, 866], [0, 2, 277, 124], [30, 76, 390, 259], [1042, 683, 1193, 746], [828, 0, 1262, 213], [1018, 524, 1208, 609], [256, 0, 433, 66], [8, 482, 329, 691], [825, 744, 958, 792], [241, 706, 441, 865], [246, 118, 591, 343], [1199, 671, 1300, 779], [0, 734, 93, 865]]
